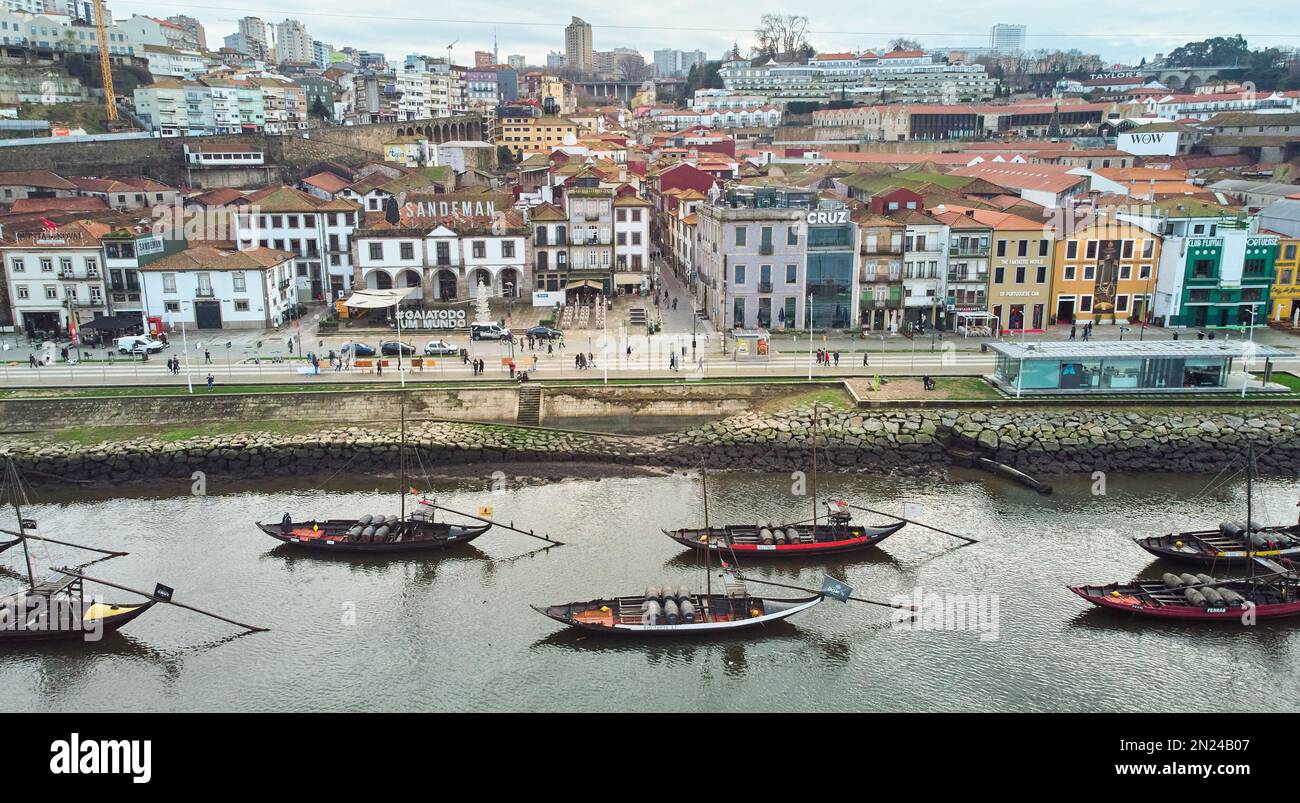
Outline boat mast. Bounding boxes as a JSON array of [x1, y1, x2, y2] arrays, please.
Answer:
[[399, 397, 407, 522], [810, 403, 819, 529], [1246, 444, 1255, 585], [702, 462, 711, 605], [4, 460, 35, 591]]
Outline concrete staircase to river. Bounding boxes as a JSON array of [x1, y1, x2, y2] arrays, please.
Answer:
[[516, 384, 542, 426]]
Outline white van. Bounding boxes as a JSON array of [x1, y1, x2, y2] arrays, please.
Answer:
[[114, 335, 166, 354], [470, 323, 509, 341]]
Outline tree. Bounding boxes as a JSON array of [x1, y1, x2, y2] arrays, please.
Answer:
[[310, 98, 330, 121], [889, 38, 923, 52], [474, 280, 491, 324], [496, 145, 517, 167], [1164, 35, 1249, 67], [753, 14, 811, 61]]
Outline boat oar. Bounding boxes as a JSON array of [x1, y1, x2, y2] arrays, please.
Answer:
[[0, 527, 129, 557], [51, 567, 269, 633], [732, 571, 913, 611], [845, 503, 979, 545], [419, 500, 564, 546], [0, 538, 19, 555]]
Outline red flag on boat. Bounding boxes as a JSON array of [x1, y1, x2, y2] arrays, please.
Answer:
[[40, 218, 57, 231]]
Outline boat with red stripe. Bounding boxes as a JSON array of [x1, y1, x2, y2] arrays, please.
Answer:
[[664, 499, 906, 557]]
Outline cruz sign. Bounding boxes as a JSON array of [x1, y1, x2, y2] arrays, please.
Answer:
[[806, 210, 849, 225]]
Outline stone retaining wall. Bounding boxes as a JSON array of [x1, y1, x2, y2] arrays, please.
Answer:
[[4, 405, 1297, 483]]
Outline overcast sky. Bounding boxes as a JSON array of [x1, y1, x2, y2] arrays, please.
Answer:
[[111, 1, 1300, 66]]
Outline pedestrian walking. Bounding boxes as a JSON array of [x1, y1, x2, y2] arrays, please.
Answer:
[[862, 352, 869, 367], [287, 339, 294, 354], [531, 354, 538, 371], [206, 373, 214, 391], [1069, 325, 1077, 341], [833, 351, 840, 367], [28, 353, 36, 368], [508, 360, 516, 379], [547, 342, 554, 355], [204, 350, 211, 364]]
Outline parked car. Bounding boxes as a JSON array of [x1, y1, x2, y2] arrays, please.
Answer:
[[114, 335, 167, 354], [424, 339, 458, 356], [470, 323, 510, 341], [284, 303, 310, 320], [526, 325, 562, 340], [381, 340, 416, 356], [345, 342, 376, 357]]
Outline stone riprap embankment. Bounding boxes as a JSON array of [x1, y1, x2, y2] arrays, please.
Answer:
[[3, 406, 1297, 483]]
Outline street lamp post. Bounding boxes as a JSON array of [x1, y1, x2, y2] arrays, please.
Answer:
[[170, 305, 193, 394], [806, 291, 813, 381], [1241, 304, 1259, 399]]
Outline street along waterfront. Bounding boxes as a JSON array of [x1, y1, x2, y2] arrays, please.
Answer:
[[1, 468, 1297, 712]]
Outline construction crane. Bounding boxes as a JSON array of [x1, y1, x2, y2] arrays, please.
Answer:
[[91, 0, 117, 123], [446, 40, 457, 65]]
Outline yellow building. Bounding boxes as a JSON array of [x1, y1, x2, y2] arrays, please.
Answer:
[[975, 209, 1056, 332], [497, 116, 578, 159], [1269, 233, 1300, 324], [1051, 218, 1162, 326]]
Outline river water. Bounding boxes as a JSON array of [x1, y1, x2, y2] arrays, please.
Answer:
[[1, 466, 1297, 713]]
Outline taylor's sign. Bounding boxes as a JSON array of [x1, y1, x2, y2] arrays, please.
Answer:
[[1089, 71, 1140, 80], [806, 210, 849, 225], [404, 200, 498, 219], [390, 308, 468, 329]]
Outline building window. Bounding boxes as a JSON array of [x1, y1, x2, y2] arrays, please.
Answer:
[[1115, 295, 1129, 313], [40, 258, 52, 272], [162, 273, 177, 293], [164, 301, 180, 312], [502, 241, 515, 258], [734, 264, 746, 285], [15, 285, 28, 299], [734, 227, 746, 247], [472, 241, 486, 259], [400, 242, 415, 260], [1015, 266, 1026, 283], [1080, 295, 1093, 313], [1192, 259, 1216, 279], [1039, 240, 1049, 257], [1017, 240, 1028, 257], [44, 284, 57, 300], [232, 272, 246, 292], [786, 264, 797, 283], [234, 300, 250, 312], [1064, 265, 1076, 280], [10, 258, 23, 273], [368, 243, 383, 260], [1066, 241, 1079, 259], [1083, 265, 1095, 280]]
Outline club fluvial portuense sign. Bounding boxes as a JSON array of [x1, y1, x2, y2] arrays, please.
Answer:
[[389, 308, 468, 330]]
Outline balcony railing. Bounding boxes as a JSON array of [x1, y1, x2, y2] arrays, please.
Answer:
[[195, 287, 216, 298], [759, 243, 774, 255], [949, 247, 990, 257], [757, 281, 773, 293]]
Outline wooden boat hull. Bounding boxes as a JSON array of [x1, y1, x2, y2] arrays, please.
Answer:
[[257, 518, 492, 554], [1069, 582, 1300, 622], [1134, 527, 1300, 567], [664, 521, 904, 557], [0, 599, 155, 644], [532, 594, 823, 635]]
